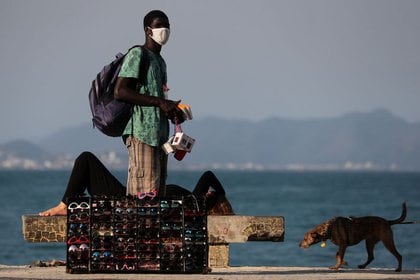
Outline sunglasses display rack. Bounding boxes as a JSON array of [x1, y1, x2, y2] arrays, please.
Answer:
[[66, 195, 208, 274]]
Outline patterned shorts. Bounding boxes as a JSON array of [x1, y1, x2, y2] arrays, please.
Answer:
[[125, 136, 167, 196]]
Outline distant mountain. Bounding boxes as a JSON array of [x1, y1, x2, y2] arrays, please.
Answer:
[[0, 139, 50, 159], [2, 109, 420, 170], [37, 123, 126, 156], [183, 108, 420, 170]]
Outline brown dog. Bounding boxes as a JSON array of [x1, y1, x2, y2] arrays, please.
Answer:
[[299, 202, 407, 272]]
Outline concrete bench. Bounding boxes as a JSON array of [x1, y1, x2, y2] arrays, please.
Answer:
[[22, 215, 284, 268]]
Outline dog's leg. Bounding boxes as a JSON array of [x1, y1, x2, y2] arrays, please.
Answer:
[[358, 238, 377, 269], [330, 245, 347, 270], [382, 236, 402, 272]]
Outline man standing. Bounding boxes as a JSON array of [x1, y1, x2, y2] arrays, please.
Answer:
[[114, 10, 181, 196]]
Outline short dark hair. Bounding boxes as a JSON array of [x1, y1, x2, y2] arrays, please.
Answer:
[[143, 10, 168, 29]]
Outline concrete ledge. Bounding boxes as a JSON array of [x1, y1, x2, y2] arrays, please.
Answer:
[[22, 215, 67, 243], [22, 215, 285, 244]]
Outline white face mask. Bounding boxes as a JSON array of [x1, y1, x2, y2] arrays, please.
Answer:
[[148, 27, 170, 45]]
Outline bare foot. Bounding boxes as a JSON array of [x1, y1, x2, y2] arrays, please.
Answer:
[[39, 202, 67, 216]]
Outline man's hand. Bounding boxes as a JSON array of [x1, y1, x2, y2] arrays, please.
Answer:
[[158, 99, 184, 123]]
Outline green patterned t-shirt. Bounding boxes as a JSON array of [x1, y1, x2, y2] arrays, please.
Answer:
[[118, 47, 169, 147]]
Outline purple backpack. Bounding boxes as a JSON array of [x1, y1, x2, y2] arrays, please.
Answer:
[[89, 46, 148, 137]]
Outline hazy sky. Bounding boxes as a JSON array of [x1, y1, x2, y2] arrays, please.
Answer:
[[1, 0, 419, 143]]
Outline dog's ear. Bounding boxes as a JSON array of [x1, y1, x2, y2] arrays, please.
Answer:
[[311, 232, 322, 243], [311, 232, 319, 240]]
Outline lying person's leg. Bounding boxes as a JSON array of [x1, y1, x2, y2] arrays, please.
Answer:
[[39, 151, 126, 216]]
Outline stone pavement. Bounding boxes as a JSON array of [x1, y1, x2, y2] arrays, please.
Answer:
[[1, 265, 419, 280]]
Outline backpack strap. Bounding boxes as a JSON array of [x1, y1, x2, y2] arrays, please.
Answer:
[[138, 46, 149, 85]]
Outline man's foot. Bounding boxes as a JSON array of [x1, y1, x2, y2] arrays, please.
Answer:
[[39, 202, 67, 216]]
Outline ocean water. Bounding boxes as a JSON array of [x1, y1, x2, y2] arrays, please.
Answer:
[[0, 170, 419, 269]]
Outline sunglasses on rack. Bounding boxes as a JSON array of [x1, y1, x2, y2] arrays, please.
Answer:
[[68, 223, 89, 236], [115, 252, 137, 260], [115, 237, 136, 251], [162, 243, 183, 253], [161, 237, 183, 244], [68, 201, 90, 211], [68, 212, 89, 223], [92, 229, 114, 237], [138, 218, 159, 229], [92, 208, 112, 216], [92, 223, 112, 231], [115, 199, 136, 208], [137, 189, 157, 200], [92, 236, 112, 250], [91, 250, 113, 261], [161, 222, 183, 231], [114, 222, 136, 234], [161, 252, 183, 261], [115, 261, 137, 271], [67, 235, 89, 245], [160, 199, 182, 209], [114, 208, 137, 221], [91, 199, 114, 209], [138, 260, 160, 270], [185, 229, 206, 238], [90, 262, 114, 271], [138, 207, 159, 216], [68, 244, 89, 261], [139, 252, 160, 260]]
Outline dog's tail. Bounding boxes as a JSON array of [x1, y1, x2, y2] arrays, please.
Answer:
[[388, 202, 407, 225]]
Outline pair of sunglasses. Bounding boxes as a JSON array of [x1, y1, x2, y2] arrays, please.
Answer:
[[114, 253, 137, 260], [161, 252, 183, 261], [90, 262, 114, 271], [185, 229, 206, 238], [160, 199, 182, 208], [92, 236, 112, 249], [138, 260, 160, 270], [139, 252, 160, 260], [67, 235, 89, 245], [68, 223, 89, 235], [161, 222, 183, 231], [91, 251, 113, 261], [138, 207, 159, 216], [92, 199, 113, 209], [68, 212, 89, 223], [68, 201, 90, 211], [137, 189, 157, 200], [115, 261, 137, 271], [68, 244, 89, 261]]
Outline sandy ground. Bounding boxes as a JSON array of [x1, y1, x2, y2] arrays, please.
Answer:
[[0, 265, 419, 280]]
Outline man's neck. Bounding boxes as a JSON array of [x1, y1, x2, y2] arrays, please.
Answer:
[[144, 40, 162, 54]]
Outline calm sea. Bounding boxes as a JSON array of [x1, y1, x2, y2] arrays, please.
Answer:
[[0, 170, 419, 269]]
